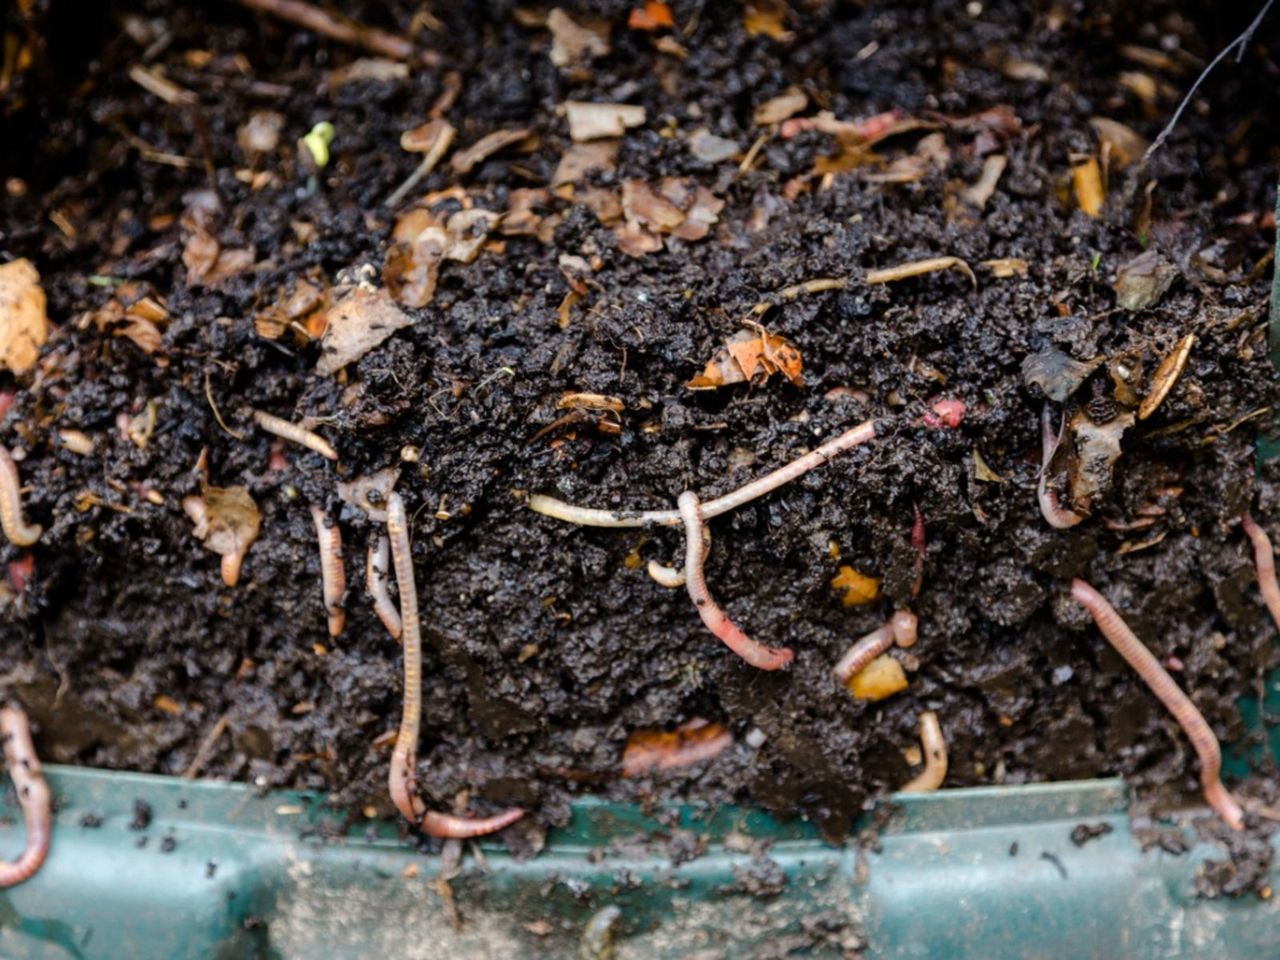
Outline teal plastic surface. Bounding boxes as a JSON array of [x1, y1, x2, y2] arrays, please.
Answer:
[[0, 768, 1274, 959]]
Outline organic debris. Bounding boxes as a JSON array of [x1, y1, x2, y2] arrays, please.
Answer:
[[831, 566, 880, 607], [337, 466, 400, 522], [82, 282, 169, 358], [546, 8, 610, 68], [687, 327, 803, 390], [182, 485, 261, 587], [616, 178, 724, 255], [316, 285, 413, 375], [754, 89, 807, 126], [1139, 335, 1195, 420], [450, 127, 532, 175], [1021, 346, 1101, 402], [1113, 250, 1177, 312], [383, 203, 500, 309], [628, 1, 674, 32], [1089, 117, 1148, 169], [565, 101, 645, 142], [846, 654, 908, 702], [865, 256, 976, 288], [0, 259, 49, 375], [1070, 154, 1104, 218], [621, 721, 732, 776], [1068, 408, 1136, 514], [900, 712, 948, 793]]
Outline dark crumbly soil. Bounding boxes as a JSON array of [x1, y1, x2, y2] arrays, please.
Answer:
[[1, 0, 1278, 880]]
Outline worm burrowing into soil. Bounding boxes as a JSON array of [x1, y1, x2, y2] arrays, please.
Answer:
[[310, 506, 345, 637], [1069, 578, 1244, 830], [384, 493, 524, 838], [899, 710, 947, 793], [1241, 513, 1280, 632], [366, 535, 402, 640], [1038, 404, 1085, 529], [832, 610, 917, 685], [678, 491, 794, 670], [251, 410, 338, 461], [0, 705, 51, 887], [0, 447, 42, 547]]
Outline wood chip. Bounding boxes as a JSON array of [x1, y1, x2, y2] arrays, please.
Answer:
[[0, 258, 49, 375], [1138, 334, 1195, 420], [865, 256, 976, 288], [565, 101, 645, 142]]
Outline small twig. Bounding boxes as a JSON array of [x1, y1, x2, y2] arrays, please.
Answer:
[[235, 0, 432, 65], [0, 448, 42, 547], [865, 256, 976, 289], [1144, 0, 1277, 162], [367, 535, 403, 640], [832, 610, 917, 685], [748, 277, 848, 317], [311, 506, 346, 637], [252, 410, 337, 461], [0, 705, 52, 887], [1038, 403, 1086, 529], [1241, 513, 1280, 631], [385, 121, 456, 209], [1070, 578, 1243, 830], [182, 711, 231, 779], [678, 491, 795, 670], [899, 711, 947, 793], [204, 374, 246, 441]]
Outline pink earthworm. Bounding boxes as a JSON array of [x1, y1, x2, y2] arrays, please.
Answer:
[[310, 506, 346, 637], [1038, 403, 1085, 529], [1241, 513, 1280, 632], [0, 447, 41, 546], [832, 610, 918, 685], [366, 535, 403, 640], [0, 705, 51, 887], [251, 409, 338, 461]]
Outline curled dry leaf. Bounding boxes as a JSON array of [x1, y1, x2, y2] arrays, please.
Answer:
[[552, 141, 618, 185], [831, 566, 880, 606], [316, 285, 414, 375], [0, 259, 49, 375], [688, 327, 803, 389], [621, 721, 732, 777], [547, 8, 610, 67], [182, 485, 261, 587], [182, 230, 256, 288], [501, 188, 557, 242], [450, 127, 533, 175], [1089, 117, 1148, 170], [846, 654, 909, 701], [254, 277, 330, 341], [337, 466, 400, 521], [1138, 334, 1195, 421], [1113, 249, 1176, 311], [1070, 154, 1104, 218], [383, 205, 500, 309], [565, 101, 645, 142], [753, 89, 807, 126], [1021, 346, 1102, 402], [616, 178, 725, 255]]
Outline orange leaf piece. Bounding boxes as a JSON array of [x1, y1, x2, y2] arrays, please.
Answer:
[[622, 721, 732, 777], [688, 328, 803, 390], [628, 1, 674, 31], [831, 566, 880, 607]]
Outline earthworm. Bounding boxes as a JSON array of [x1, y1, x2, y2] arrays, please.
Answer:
[[899, 710, 947, 793], [310, 506, 345, 637], [646, 559, 686, 588], [832, 610, 917, 685], [1038, 403, 1086, 529], [1069, 578, 1244, 830], [251, 410, 338, 461], [911, 506, 926, 598], [0, 447, 42, 547], [678, 491, 795, 670], [0, 705, 51, 887], [1241, 513, 1280, 632], [384, 493, 524, 837], [366, 536, 402, 640]]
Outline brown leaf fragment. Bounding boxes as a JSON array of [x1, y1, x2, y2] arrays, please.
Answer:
[[450, 128, 533, 174], [182, 230, 256, 288], [688, 328, 803, 389], [753, 89, 807, 126], [183, 485, 261, 587], [614, 222, 664, 257], [565, 101, 646, 142], [1138, 334, 1195, 421], [1021, 347, 1102, 402], [547, 8, 610, 67], [316, 286, 414, 375], [552, 141, 619, 184], [0, 259, 49, 374], [1113, 249, 1176, 311], [622, 722, 732, 777], [743, 0, 793, 40], [337, 466, 400, 521], [688, 128, 740, 164], [1071, 154, 1104, 218], [621, 179, 686, 231], [670, 186, 724, 241], [1089, 117, 1148, 170], [328, 57, 409, 86]]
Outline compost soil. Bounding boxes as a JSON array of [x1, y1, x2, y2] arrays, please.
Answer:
[[1, 0, 1278, 886]]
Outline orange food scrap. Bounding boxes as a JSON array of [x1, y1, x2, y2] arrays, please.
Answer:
[[688, 328, 803, 390], [1071, 154, 1104, 218], [628, 1, 674, 31], [831, 566, 880, 606], [622, 721, 732, 777], [846, 654, 908, 701], [743, 0, 792, 40]]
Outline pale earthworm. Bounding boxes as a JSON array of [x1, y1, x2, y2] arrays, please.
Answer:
[[0, 447, 42, 546], [678, 491, 795, 670], [1038, 403, 1086, 529], [910, 505, 926, 599], [384, 493, 524, 838], [0, 705, 51, 887], [832, 610, 918, 685], [310, 506, 345, 637], [646, 559, 686, 588], [899, 710, 947, 793], [1069, 578, 1244, 830], [366, 535, 403, 640], [1241, 513, 1280, 632], [251, 410, 338, 461]]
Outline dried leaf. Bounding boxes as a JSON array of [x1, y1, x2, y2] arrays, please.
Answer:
[[622, 722, 732, 777], [688, 328, 803, 389], [846, 654, 908, 701], [451, 127, 533, 174], [1138, 334, 1195, 421], [743, 0, 792, 40], [670, 186, 724, 241], [547, 8, 610, 67], [754, 89, 807, 126], [182, 230, 256, 287], [1021, 347, 1102, 402], [972, 449, 1004, 483], [1089, 117, 1148, 170], [831, 566, 880, 606], [1068, 410, 1135, 511], [1113, 249, 1176, 311], [444, 208, 500, 263], [1001, 57, 1048, 82], [628, 1, 674, 31], [621, 179, 685, 230], [552, 141, 619, 184], [316, 286, 414, 375], [0, 259, 49, 374], [1071, 155, 1104, 218], [183, 485, 261, 587], [327, 58, 409, 86], [688, 128, 740, 164], [337, 466, 400, 521], [565, 101, 646, 142]]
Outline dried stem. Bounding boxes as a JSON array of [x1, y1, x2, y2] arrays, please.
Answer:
[[0, 705, 51, 887], [899, 711, 947, 793], [1241, 513, 1280, 632], [0, 447, 41, 547], [832, 610, 917, 684], [310, 506, 346, 637], [235, 0, 433, 65], [1070, 578, 1243, 830], [1038, 403, 1085, 529], [678, 491, 795, 670], [385, 493, 523, 837], [367, 535, 403, 640], [252, 410, 338, 461]]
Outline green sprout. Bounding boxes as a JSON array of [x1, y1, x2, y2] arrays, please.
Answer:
[[301, 121, 336, 169]]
